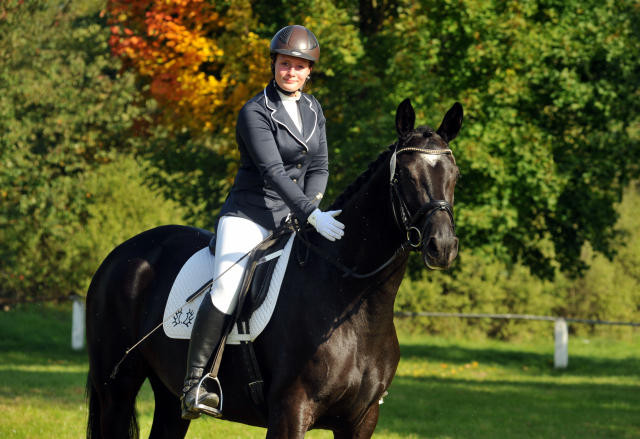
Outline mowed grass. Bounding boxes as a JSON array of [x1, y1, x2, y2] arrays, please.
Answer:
[[1, 304, 639, 439]]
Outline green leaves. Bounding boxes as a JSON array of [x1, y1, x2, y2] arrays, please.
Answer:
[[0, 1, 150, 299], [288, 0, 640, 278]]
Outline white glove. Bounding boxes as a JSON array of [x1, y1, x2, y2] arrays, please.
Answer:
[[307, 209, 345, 241]]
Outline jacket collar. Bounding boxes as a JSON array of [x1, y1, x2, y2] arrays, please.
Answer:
[[264, 81, 318, 150]]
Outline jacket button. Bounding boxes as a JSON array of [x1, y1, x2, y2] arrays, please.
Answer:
[[293, 179, 298, 183], [296, 164, 302, 169], [301, 151, 307, 155]]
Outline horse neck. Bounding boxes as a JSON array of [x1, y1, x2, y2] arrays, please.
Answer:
[[330, 161, 410, 319]]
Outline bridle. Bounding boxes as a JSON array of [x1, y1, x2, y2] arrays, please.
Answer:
[[293, 144, 457, 278], [389, 146, 456, 252]]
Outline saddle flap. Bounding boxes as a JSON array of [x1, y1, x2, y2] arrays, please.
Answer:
[[239, 232, 292, 317]]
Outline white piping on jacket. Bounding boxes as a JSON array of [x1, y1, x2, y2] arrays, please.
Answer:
[[263, 88, 311, 151], [303, 96, 317, 143]]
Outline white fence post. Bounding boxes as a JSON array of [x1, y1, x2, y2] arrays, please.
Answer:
[[71, 295, 85, 351], [554, 318, 568, 369]]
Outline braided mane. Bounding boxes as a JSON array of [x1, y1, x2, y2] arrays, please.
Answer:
[[328, 126, 435, 210], [328, 145, 395, 211]]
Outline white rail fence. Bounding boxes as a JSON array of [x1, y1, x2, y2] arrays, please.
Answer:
[[71, 295, 85, 351], [394, 312, 640, 369], [29, 297, 639, 368]]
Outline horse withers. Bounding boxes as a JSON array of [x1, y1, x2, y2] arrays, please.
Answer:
[[85, 98, 463, 439]]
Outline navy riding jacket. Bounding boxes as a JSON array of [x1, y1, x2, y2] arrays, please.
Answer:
[[218, 81, 329, 231]]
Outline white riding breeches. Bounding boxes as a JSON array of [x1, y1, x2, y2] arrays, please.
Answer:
[[209, 216, 270, 315]]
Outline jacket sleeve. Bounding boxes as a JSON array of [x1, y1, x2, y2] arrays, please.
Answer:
[[304, 99, 329, 208], [236, 102, 317, 223]]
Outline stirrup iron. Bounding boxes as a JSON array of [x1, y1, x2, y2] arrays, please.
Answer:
[[193, 374, 224, 418]]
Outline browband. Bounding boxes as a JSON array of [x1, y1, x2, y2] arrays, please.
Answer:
[[390, 147, 456, 182]]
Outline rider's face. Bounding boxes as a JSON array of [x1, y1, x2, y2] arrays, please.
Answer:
[[273, 54, 312, 93]]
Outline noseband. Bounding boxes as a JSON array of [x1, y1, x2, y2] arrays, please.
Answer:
[[390, 147, 456, 252], [293, 146, 457, 278]]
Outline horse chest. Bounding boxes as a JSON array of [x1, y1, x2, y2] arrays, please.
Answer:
[[305, 333, 400, 408]]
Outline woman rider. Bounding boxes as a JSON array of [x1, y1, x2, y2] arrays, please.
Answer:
[[181, 25, 345, 419]]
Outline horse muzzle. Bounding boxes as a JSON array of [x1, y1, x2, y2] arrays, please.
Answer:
[[422, 231, 458, 270]]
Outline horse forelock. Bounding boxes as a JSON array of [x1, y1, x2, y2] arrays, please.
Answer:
[[414, 125, 435, 137]]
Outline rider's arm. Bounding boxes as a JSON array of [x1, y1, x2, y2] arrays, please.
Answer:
[[304, 100, 329, 207], [236, 102, 317, 223]]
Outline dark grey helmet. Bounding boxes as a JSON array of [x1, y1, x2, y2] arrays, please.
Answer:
[[270, 25, 320, 63]]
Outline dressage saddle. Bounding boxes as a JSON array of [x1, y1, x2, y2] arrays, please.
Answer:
[[207, 227, 292, 319]]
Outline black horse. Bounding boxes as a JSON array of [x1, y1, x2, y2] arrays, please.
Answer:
[[86, 99, 463, 439]]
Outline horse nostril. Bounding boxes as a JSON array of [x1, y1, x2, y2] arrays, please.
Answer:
[[425, 237, 439, 258], [449, 237, 459, 262]]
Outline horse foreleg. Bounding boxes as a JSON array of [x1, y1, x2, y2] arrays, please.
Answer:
[[265, 394, 314, 439], [147, 371, 191, 439], [333, 403, 379, 439]]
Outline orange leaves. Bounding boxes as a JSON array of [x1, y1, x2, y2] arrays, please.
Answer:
[[106, 0, 269, 139]]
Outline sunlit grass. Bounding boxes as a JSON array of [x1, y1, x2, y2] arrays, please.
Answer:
[[1, 305, 639, 438]]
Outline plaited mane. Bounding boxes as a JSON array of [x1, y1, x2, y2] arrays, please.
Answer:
[[328, 148, 394, 210], [328, 126, 434, 210]]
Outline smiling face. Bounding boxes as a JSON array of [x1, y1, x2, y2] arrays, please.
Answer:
[[273, 54, 312, 93]]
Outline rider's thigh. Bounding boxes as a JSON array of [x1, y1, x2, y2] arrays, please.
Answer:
[[209, 216, 269, 313]]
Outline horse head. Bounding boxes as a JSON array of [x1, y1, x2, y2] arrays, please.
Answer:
[[392, 99, 463, 270]]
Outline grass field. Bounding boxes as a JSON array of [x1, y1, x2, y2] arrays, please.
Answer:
[[1, 304, 639, 439]]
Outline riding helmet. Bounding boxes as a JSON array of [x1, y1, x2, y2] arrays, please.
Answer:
[[270, 25, 320, 63]]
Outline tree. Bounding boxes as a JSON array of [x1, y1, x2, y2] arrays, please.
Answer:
[[109, 0, 640, 278], [106, 0, 271, 150], [0, 0, 151, 299], [260, 0, 640, 278]]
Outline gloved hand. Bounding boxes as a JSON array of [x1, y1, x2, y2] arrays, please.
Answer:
[[307, 209, 345, 241]]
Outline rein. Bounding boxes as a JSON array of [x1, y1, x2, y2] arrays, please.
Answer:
[[294, 220, 413, 278], [294, 146, 456, 278]]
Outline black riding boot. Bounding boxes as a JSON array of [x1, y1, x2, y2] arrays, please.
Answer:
[[181, 295, 232, 419]]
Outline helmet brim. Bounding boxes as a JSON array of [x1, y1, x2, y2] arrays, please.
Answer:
[[271, 49, 317, 63]]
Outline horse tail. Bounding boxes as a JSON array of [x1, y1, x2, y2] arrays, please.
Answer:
[[85, 372, 140, 439], [129, 403, 140, 439], [85, 373, 101, 439]]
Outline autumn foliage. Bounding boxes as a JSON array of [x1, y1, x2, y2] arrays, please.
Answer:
[[106, 0, 270, 137]]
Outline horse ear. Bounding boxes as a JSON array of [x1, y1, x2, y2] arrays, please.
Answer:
[[436, 102, 464, 143], [395, 98, 415, 140]]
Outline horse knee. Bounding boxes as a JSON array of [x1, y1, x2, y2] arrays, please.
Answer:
[[265, 400, 314, 439]]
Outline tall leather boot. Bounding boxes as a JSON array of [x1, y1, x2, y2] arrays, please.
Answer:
[[181, 294, 232, 419]]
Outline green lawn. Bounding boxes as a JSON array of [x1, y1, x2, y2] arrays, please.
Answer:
[[1, 304, 638, 438]]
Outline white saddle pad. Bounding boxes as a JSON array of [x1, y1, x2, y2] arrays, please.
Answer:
[[162, 234, 295, 344]]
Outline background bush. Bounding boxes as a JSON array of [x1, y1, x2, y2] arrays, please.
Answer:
[[395, 182, 640, 339]]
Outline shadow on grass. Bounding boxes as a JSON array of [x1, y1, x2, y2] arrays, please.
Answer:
[[399, 343, 640, 377], [0, 304, 88, 365], [0, 367, 88, 404], [378, 375, 640, 439]]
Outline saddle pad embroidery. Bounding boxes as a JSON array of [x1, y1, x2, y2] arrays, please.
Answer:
[[162, 234, 295, 344]]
